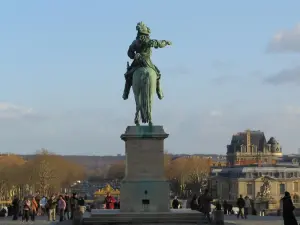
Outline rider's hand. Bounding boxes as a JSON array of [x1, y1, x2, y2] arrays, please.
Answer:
[[134, 53, 141, 60]]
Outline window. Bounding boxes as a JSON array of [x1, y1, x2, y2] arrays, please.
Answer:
[[280, 183, 286, 194], [294, 182, 299, 192], [293, 195, 300, 203], [247, 183, 253, 195], [294, 172, 298, 177]]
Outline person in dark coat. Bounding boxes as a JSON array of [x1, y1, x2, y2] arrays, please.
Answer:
[[12, 196, 19, 220], [70, 193, 78, 220], [282, 191, 298, 225], [172, 196, 179, 209], [64, 194, 70, 220], [190, 194, 198, 210], [236, 195, 245, 219], [223, 200, 229, 215]]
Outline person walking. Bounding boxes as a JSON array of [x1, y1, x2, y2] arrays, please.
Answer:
[[201, 189, 212, 223], [64, 194, 71, 220], [22, 197, 31, 222], [31, 197, 38, 221], [58, 195, 66, 222], [244, 196, 251, 219], [47, 195, 57, 221], [172, 196, 179, 209], [11, 196, 19, 220], [70, 193, 78, 219], [236, 195, 245, 219], [39, 196, 47, 216], [282, 191, 298, 225]]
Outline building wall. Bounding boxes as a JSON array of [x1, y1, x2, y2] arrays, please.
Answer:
[[213, 177, 300, 207]]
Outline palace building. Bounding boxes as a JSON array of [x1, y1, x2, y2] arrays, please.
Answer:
[[208, 129, 300, 210], [210, 165, 300, 208], [227, 130, 283, 166]]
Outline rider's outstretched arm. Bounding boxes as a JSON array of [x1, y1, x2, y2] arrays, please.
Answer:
[[147, 39, 170, 49]]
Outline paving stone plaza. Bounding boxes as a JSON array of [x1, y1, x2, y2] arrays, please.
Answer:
[[0, 215, 295, 225]]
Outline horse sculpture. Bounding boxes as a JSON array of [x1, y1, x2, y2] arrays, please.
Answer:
[[122, 22, 172, 125], [132, 66, 157, 126]]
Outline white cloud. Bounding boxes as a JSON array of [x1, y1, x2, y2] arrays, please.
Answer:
[[0, 102, 35, 119], [267, 24, 300, 53]]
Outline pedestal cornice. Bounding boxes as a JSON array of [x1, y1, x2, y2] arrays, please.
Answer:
[[121, 126, 169, 141]]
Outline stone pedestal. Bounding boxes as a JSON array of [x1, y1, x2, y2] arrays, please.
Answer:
[[84, 125, 206, 224], [120, 126, 169, 212]]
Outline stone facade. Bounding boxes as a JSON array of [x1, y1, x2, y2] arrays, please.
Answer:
[[210, 165, 300, 208], [227, 130, 282, 166]]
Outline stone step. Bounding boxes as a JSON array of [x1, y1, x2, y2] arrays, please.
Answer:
[[83, 218, 209, 224], [84, 213, 208, 224]]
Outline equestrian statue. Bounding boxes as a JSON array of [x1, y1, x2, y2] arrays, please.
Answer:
[[122, 22, 172, 125]]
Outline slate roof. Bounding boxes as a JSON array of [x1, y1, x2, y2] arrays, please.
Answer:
[[228, 130, 267, 153]]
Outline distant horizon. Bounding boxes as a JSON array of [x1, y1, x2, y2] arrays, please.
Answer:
[[1, 152, 299, 157]]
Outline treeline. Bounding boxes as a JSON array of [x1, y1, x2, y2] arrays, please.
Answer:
[[89, 155, 211, 197], [0, 149, 85, 200]]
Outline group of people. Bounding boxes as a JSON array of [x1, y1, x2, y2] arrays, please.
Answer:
[[178, 189, 213, 222], [10, 192, 86, 222], [234, 195, 252, 219]]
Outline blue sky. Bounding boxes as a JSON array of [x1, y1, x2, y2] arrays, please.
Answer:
[[0, 1, 300, 155]]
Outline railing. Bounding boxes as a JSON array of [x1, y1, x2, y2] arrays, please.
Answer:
[[0, 201, 12, 204]]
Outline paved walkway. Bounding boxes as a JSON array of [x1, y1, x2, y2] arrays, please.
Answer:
[[225, 215, 287, 224], [0, 216, 66, 225], [0, 215, 293, 224]]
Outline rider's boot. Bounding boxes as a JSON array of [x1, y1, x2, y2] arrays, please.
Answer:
[[156, 78, 164, 100], [123, 80, 131, 100]]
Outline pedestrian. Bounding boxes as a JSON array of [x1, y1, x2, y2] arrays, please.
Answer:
[[244, 196, 251, 219], [70, 193, 78, 219], [22, 197, 31, 222], [172, 196, 179, 209], [58, 195, 66, 222], [190, 194, 198, 210], [47, 195, 57, 221], [201, 189, 212, 223], [282, 191, 298, 225], [236, 195, 245, 219], [64, 194, 71, 220], [31, 196, 38, 221], [11, 195, 19, 220], [223, 200, 229, 215]]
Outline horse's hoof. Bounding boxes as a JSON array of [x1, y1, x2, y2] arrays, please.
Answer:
[[134, 119, 140, 126], [149, 122, 153, 126]]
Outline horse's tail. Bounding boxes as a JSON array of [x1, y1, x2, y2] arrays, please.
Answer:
[[140, 70, 151, 123]]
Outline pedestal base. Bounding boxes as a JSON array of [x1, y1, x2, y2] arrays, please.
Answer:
[[120, 180, 169, 212], [83, 209, 208, 224]]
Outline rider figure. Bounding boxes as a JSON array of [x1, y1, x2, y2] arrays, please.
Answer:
[[123, 22, 172, 100]]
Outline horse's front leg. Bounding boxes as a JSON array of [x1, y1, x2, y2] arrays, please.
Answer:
[[134, 110, 140, 126], [134, 93, 140, 126], [148, 94, 153, 126]]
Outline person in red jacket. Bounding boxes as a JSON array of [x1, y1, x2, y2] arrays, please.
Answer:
[[104, 192, 116, 209]]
